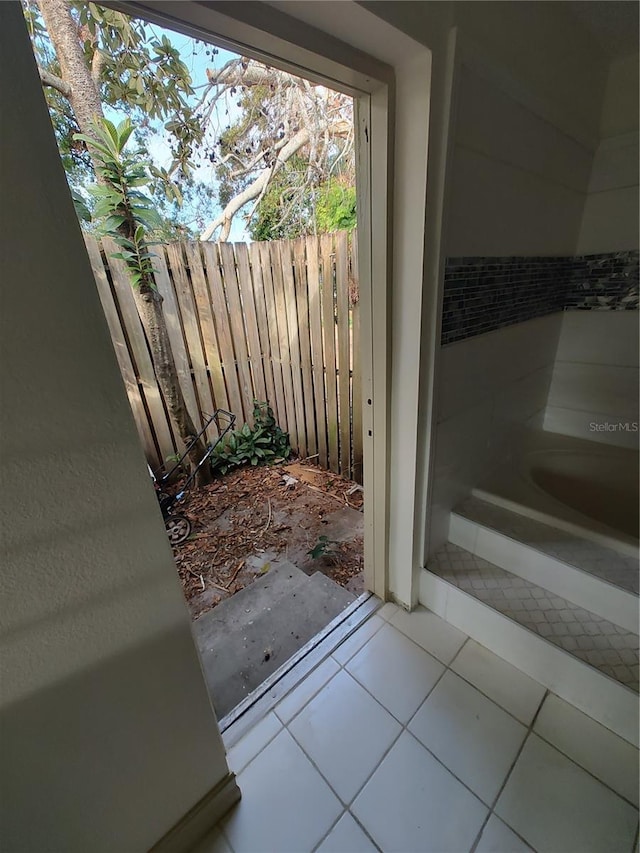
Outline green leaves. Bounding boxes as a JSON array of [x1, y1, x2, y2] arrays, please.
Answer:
[[74, 116, 159, 289], [210, 402, 291, 476], [307, 535, 339, 561], [70, 189, 92, 222], [29, 0, 204, 190]]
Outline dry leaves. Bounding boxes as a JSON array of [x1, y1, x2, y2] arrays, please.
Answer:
[[168, 460, 364, 619]]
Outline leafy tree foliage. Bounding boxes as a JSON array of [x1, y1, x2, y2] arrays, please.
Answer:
[[23, 0, 212, 236], [25, 0, 356, 242], [200, 58, 355, 240]]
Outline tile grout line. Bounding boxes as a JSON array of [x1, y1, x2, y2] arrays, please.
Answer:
[[469, 688, 550, 853], [284, 625, 457, 836], [221, 610, 639, 853], [219, 608, 389, 853], [409, 626, 639, 809], [333, 618, 638, 837], [285, 634, 511, 839], [225, 609, 388, 756], [225, 716, 284, 776], [223, 601, 386, 746], [458, 514, 640, 598], [232, 614, 541, 835], [531, 729, 640, 810], [309, 805, 383, 853]]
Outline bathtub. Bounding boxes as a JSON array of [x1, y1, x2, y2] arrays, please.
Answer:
[[473, 431, 640, 557]]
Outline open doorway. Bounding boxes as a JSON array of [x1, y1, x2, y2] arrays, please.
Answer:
[[24, 0, 373, 720]]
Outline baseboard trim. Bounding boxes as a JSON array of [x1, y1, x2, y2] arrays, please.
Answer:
[[151, 772, 241, 853]]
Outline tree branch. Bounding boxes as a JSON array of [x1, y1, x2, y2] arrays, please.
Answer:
[[38, 65, 71, 98], [199, 126, 310, 241]]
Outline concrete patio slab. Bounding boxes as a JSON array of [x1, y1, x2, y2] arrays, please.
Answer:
[[193, 560, 355, 717]]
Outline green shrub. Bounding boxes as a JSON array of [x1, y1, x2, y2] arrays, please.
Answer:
[[211, 402, 291, 475]]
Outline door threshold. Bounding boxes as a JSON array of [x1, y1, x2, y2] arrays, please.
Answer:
[[221, 591, 380, 745]]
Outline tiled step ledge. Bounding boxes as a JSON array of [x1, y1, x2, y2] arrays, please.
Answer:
[[471, 485, 639, 559], [429, 544, 639, 691], [458, 495, 639, 592], [449, 506, 638, 633], [421, 555, 639, 747]]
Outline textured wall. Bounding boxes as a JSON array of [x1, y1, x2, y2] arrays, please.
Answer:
[[0, 6, 231, 850]]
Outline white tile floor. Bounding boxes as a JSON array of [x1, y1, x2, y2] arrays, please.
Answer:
[[195, 604, 639, 853]]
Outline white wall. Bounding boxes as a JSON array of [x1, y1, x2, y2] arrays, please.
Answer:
[[0, 6, 233, 850], [601, 52, 640, 138], [366, 2, 607, 260], [361, 2, 612, 563], [451, 2, 607, 144], [429, 314, 563, 553], [544, 312, 640, 450], [446, 65, 592, 257], [578, 52, 639, 254]]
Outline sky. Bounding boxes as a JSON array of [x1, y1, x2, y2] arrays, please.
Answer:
[[107, 17, 250, 240], [144, 24, 249, 241]]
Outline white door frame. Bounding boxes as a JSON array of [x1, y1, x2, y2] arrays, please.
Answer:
[[106, 0, 395, 600]]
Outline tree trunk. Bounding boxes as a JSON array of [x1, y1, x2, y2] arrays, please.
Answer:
[[37, 0, 103, 150], [38, 0, 211, 484], [133, 283, 211, 484]]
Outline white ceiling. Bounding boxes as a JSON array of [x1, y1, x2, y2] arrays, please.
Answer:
[[566, 1, 639, 58]]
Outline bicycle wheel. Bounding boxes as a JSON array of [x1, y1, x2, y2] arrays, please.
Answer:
[[165, 514, 192, 545]]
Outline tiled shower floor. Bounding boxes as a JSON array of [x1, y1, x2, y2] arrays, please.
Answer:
[[457, 496, 639, 595], [195, 603, 639, 853], [430, 543, 639, 692]]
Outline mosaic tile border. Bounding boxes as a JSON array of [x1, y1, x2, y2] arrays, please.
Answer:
[[564, 251, 639, 311], [441, 250, 639, 345]]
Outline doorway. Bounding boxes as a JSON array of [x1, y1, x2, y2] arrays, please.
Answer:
[[24, 0, 391, 722]]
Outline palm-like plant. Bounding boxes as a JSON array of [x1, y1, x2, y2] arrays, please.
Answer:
[[75, 117, 212, 483]]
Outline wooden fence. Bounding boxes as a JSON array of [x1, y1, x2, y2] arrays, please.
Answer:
[[85, 230, 363, 482]]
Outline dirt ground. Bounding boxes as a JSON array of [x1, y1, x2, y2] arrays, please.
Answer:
[[168, 460, 364, 620]]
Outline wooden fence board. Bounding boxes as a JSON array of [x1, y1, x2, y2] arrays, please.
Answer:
[[235, 243, 267, 406], [306, 236, 328, 468], [219, 243, 254, 425], [256, 242, 286, 427], [350, 230, 363, 484], [182, 242, 229, 420], [102, 237, 176, 466], [201, 243, 246, 424], [85, 235, 159, 467], [249, 242, 277, 420], [280, 239, 307, 458], [152, 247, 199, 436], [294, 237, 317, 458], [269, 241, 298, 450], [91, 232, 360, 480], [335, 230, 351, 476], [320, 233, 339, 473], [165, 243, 216, 439]]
